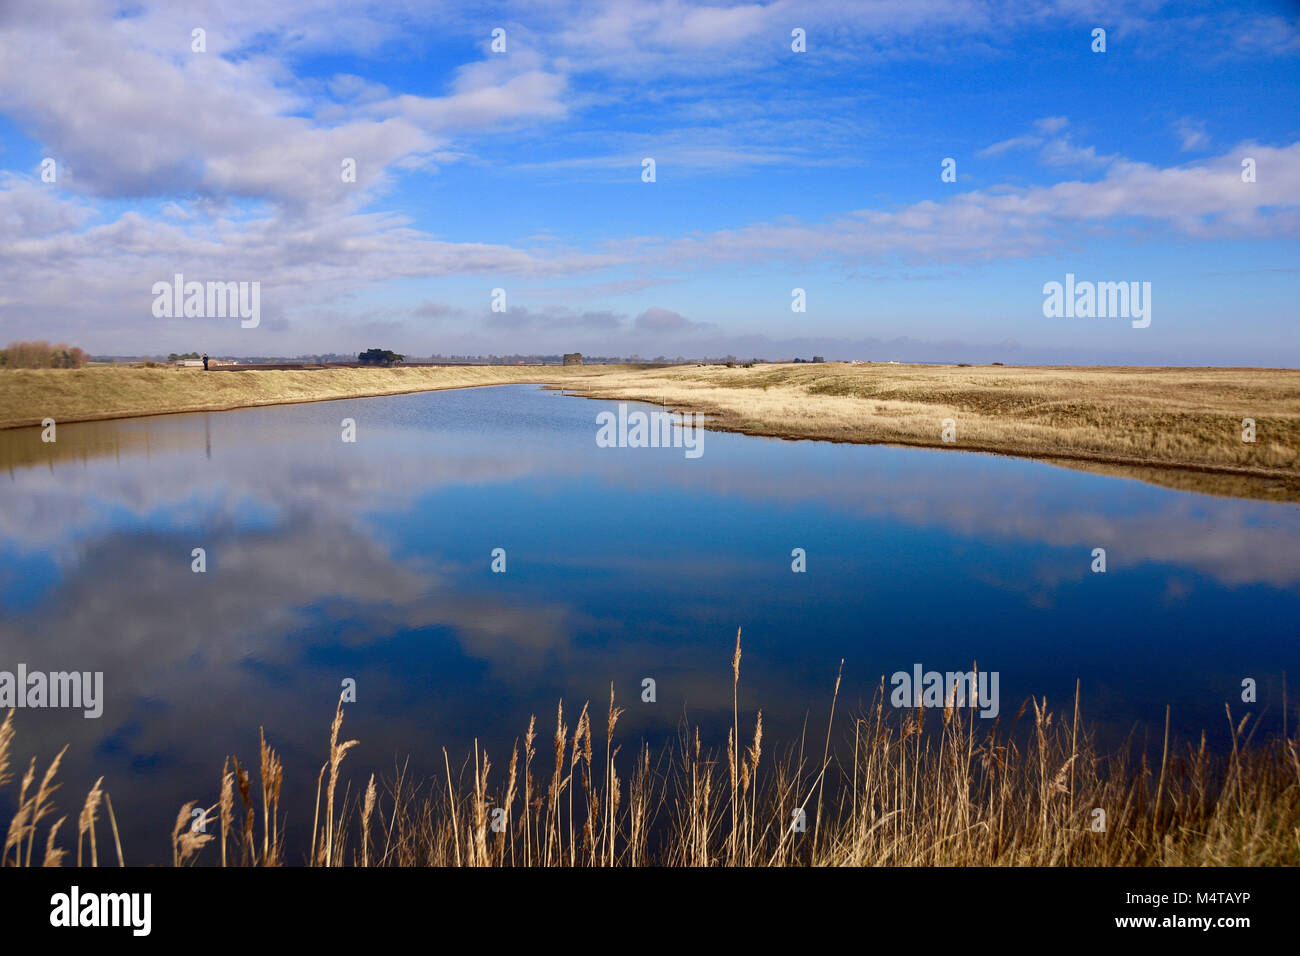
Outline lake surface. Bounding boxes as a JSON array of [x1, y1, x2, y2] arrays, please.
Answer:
[[2, 384, 1298, 862]]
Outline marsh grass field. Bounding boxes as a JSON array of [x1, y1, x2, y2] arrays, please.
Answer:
[[0, 363, 610, 429], [567, 363, 1300, 501], [2, 637, 1297, 867], [3, 362, 1297, 500]]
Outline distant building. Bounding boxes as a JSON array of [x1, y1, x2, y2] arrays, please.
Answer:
[[812, 356, 825, 363], [563, 352, 583, 366]]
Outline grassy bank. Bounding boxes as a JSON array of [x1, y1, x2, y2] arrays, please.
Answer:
[[2, 636, 1296, 867], [561, 363, 1300, 501], [0, 364, 607, 430], [3, 362, 1298, 500]]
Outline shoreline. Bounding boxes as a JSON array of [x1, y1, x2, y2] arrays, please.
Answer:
[[553, 382, 1300, 493], [553, 363, 1300, 503], [0, 364, 591, 431], [1, 378, 569, 429], [3, 363, 1297, 501]]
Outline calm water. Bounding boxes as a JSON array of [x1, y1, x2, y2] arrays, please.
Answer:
[[2, 384, 1298, 862]]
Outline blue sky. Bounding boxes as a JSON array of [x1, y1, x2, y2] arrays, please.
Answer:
[[0, 0, 1297, 363]]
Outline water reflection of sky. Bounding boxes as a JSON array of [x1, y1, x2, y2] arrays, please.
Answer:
[[2, 385, 1297, 862]]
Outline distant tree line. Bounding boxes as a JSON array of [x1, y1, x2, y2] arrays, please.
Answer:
[[168, 352, 201, 361], [0, 341, 89, 369]]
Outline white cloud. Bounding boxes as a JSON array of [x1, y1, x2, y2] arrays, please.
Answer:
[[633, 142, 1300, 266], [0, 1, 566, 214]]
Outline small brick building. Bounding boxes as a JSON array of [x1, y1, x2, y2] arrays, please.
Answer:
[[563, 352, 583, 366]]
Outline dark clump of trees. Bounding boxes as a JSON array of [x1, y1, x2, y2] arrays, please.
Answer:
[[358, 348, 405, 367], [0, 341, 89, 369], [168, 352, 201, 361]]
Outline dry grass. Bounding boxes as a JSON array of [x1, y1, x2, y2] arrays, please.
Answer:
[[0, 363, 614, 430], [2, 637, 1297, 868], [562, 363, 1300, 501]]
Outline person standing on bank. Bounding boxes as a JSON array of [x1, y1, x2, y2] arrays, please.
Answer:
[[202, 353, 209, 370]]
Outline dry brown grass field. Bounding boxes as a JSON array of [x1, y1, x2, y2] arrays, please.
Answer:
[[1, 362, 1297, 500], [2, 635, 1297, 867], [0, 363, 610, 430], [561, 363, 1300, 502]]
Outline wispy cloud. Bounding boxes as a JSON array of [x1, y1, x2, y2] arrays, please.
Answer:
[[1174, 117, 1210, 152], [978, 117, 1115, 168]]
